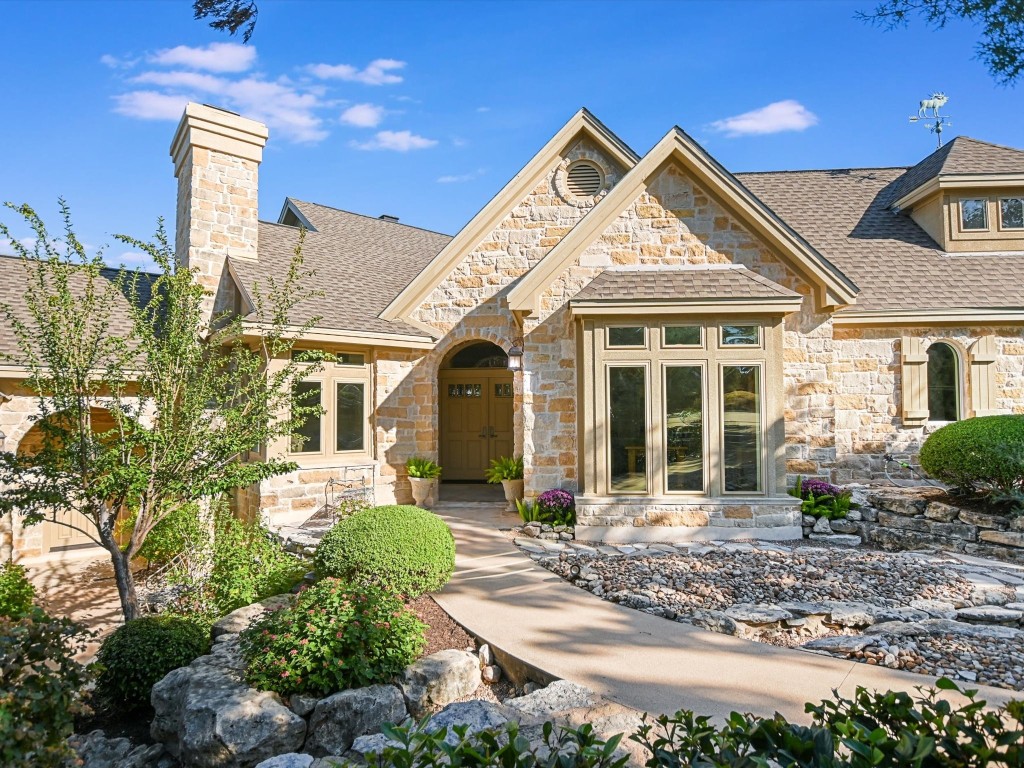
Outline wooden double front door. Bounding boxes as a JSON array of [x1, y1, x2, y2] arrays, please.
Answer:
[[439, 369, 514, 481]]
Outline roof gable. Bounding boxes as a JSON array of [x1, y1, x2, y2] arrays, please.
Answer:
[[379, 108, 640, 322], [507, 127, 860, 314], [890, 136, 1024, 207]]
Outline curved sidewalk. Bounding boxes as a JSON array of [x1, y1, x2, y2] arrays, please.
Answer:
[[433, 504, 1014, 721]]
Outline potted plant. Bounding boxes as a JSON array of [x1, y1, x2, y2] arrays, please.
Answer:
[[406, 457, 441, 508], [485, 455, 525, 512]]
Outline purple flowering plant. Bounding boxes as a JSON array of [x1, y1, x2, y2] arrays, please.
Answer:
[[788, 476, 856, 520], [536, 488, 576, 525]]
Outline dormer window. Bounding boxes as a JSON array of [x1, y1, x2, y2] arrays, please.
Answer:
[[960, 199, 988, 230], [1001, 197, 1024, 229]]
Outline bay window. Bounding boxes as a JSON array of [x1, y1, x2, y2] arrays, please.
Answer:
[[582, 317, 784, 498]]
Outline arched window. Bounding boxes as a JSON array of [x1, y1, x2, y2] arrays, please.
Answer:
[[927, 342, 960, 422]]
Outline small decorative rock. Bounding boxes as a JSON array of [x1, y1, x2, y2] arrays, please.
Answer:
[[482, 665, 502, 683], [478, 643, 493, 666]]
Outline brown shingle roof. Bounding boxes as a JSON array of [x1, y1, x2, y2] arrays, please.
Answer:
[[888, 137, 1024, 203], [0, 254, 156, 359], [232, 200, 451, 338], [737, 167, 1024, 312], [571, 266, 800, 303]]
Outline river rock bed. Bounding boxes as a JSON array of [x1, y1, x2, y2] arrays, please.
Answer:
[[516, 537, 1024, 691]]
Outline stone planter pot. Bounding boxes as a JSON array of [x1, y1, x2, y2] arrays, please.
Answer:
[[501, 479, 525, 513], [409, 477, 438, 508]]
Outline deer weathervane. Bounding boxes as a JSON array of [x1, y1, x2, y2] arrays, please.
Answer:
[[909, 92, 952, 148]]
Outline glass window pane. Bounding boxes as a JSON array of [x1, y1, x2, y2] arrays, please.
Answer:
[[609, 366, 647, 492], [608, 326, 645, 347], [664, 325, 701, 346], [1001, 198, 1024, 229], [291, 381, 322, 453], [927, 343, 959, 421], [335, 353, 365, 366], [666, 367, 703, 492], [961, 199, 987, 230], [722, 366, 762, 492], [336, 382, 365, 451], [721, 325, 759, 346]]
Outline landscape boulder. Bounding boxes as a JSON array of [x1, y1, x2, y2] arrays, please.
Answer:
[[211, 594, 293, 639], [504, 680, 598, 722], [150, 638, 306, 767], [304, 684, 407, 757], [401, 649, 481, 717]]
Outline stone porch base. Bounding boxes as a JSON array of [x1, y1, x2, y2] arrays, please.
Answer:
[[575, 496, 801, 543]]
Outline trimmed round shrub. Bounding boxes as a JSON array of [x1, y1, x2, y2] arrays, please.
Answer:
[[0, 561, 36, 619], [919, 415, 1024, 495], [239, 577, 425, 696], [95, 615, 210, 712], [314, 505, 455, 597]]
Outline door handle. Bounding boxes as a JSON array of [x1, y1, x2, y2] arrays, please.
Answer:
[[478, 429, 489, 439], [488, 426, 497, 437]]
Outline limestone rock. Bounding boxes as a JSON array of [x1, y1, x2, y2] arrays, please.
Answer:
[[305, 684, 407, 757], [254, 755, 314, 768], [69, 730, 170, 768], [801, 636, 874, 654], [812, 517, 832, 534], [827, 602, 875, 628], [211, 594, 293, 639], [908, 599, 958, 619], [724, 604, 793, 624], [808, 533, 862, 546], [829, 519, 860, 535], [150, 642, 306, 768], [478, 643, 493, 666], [482, 665, 502, 683], [688, 609, 740, 635], [504, 680, 598, 721], [424, 700, 508, 745], [350, 732, 401, 758], [401, 649, 481, 717], [955, 605, 1024, 624], [288, 694, 321, 718]]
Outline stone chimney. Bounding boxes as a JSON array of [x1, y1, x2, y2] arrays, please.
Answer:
[[170, 103, 268, 322]]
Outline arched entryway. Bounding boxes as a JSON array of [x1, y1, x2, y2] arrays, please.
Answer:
[[17, 407, 117, 554], [438, 342, 514, 490]]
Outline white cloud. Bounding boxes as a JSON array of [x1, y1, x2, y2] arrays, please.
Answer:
[[709, 99, 818, 137], [100, 53, 138, 69], [476, 106, 490, 113], [133, 70, 227, 92], [352, 130, 437, 151], [340, 103, 385, 128], [113, 90, 190, 121], [309, 58, 405, 85], [437, 168, 486, 183], [150, 42, 256, 73]]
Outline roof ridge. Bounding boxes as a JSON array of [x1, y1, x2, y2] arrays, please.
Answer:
[[953, 135, 1024, 154], [290, 199, 453, 239], [736, 166, 911, 176]]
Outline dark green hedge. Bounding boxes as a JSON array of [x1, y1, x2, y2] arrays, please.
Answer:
[[313, 505, 455, 597], [95, 615, 210, 712], [919, 415, 1024, 495]]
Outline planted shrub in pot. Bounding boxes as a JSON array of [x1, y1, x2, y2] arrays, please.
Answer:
[[485, 455, 524, 512], [406, 457, 441, 508]]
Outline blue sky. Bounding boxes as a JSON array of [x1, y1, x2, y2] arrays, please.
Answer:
[[1, 0, 1021, 268]]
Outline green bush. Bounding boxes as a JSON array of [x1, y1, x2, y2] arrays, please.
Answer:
[[314, 505, 455, 597], [137, 503, 206, 566], [239, 577, 425, 696], [0, 608, 94, 768], [0, 561, 36, 618], [633, 678, 1023, 768], [920, 415, 1024, 501], [94, 614, 210, 712], [160, 505, 307, 617], [372, 720, 627, 768]]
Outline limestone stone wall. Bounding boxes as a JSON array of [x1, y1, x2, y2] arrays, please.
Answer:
[[534, 161, 835, 497], [174, 146, 258, 322], [576, 499, 801, 530], [832, 327, 1024, 482]]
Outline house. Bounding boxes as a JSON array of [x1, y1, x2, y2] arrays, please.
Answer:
[[3, 102, 1024, 559]]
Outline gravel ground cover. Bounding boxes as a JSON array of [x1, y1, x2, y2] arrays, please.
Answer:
[[516, 537, 1024, 691]]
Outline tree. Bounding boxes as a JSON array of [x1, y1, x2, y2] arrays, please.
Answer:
[[857, 0, 1024, 85], [193, 0, 259, 42], [0, 202, 321, 620]]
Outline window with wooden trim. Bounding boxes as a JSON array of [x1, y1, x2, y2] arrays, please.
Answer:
[[926, 342, 960, 422], [582, 317, 782, 498], [288, 349, 372, 460], [902, 336, 1002, 426]]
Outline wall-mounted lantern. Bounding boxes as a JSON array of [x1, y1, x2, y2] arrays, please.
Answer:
[[506, 338, 524, 372]]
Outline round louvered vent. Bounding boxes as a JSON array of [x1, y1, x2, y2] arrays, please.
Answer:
[[566, 161, 603, 198]]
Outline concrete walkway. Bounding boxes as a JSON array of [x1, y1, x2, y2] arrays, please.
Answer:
[[433, 504, 1014, 721]]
